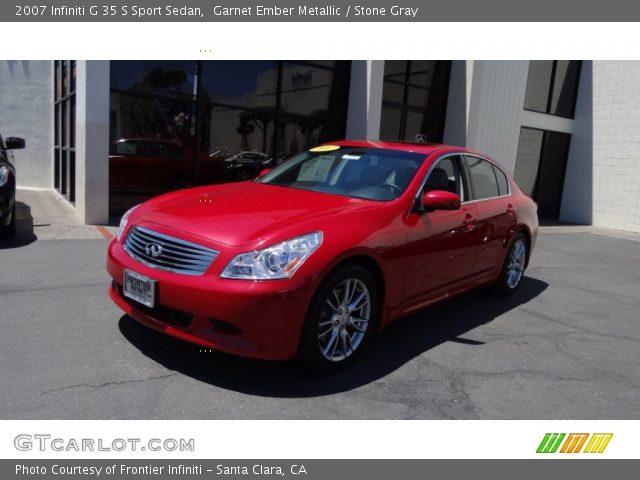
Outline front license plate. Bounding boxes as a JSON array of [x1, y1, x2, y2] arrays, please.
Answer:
[[123, 269, 156, 308]]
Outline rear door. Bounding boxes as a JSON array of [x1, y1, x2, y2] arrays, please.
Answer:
[[463, 155, 515, 277]]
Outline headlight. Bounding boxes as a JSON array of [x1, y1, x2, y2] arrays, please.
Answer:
[[116, 204, 140, 242], [0, 166, 8, 187], [221, 231, 323, 280]]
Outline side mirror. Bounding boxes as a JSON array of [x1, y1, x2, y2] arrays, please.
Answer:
[[258, 168, 272, 177], [5, 137, 25, 150], [422, 190, 461, 211]]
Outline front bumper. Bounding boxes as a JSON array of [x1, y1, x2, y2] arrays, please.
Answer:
[[107, 238, 318, 360]]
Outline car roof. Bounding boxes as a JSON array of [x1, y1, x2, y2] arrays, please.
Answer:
[[326, 140, 498, 163], [327, 140, 462, 155]]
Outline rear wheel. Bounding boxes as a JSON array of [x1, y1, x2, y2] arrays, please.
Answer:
[[494, 233, 527, 294], [299, 264, 378, 372]]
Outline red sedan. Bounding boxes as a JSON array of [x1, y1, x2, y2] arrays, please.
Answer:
[[107, 141, 538, 371]]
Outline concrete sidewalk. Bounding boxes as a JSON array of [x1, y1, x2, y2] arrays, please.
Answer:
[[13, 188, 116, 241]]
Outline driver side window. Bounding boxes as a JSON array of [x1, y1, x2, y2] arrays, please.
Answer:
[[423, 155, 466, 201]]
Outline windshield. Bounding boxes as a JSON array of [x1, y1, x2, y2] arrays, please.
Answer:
[[258, 147, 425, 201]]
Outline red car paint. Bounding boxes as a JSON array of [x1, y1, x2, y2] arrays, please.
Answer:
[[107, 141, 538, 360]]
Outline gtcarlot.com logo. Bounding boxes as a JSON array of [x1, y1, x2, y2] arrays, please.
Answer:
[[536, 433, 613, 454], [14, 434, 195, 452]]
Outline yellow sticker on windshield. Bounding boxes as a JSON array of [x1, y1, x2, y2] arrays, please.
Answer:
[[309, 145, 340, 153]]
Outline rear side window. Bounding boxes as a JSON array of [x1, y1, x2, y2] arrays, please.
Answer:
[[493, 165, 510, 196], [464, 156, 500, 200]]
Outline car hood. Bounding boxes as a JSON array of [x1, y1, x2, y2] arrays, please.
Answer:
[[135, 182, 380, 247]]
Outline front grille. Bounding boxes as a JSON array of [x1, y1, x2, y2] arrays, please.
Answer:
[[123, 226, 219, 276]]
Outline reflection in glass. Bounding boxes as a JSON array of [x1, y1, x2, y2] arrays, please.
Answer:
[[110, 93, 194, 142], [524, 60, 581, 118], [514, 127, 544, 197], [111, 60, 197, 98], [524, 61, 554, 113], [380, 60, 451, 143], [379, 107, 402, 140], [200, 61, 278, 108], [550, 60, 581, 118], [54, 60, 77, 203], [109, 60, 351, 215]]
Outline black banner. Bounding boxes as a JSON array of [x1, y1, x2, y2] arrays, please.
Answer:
[[6, 0, 640, 22], [4, 460, 640, 479]]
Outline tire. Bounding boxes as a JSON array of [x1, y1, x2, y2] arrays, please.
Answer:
[[493, 232, 527, 295], [0, 202, 16, 239], [299, 263, 378, 373]]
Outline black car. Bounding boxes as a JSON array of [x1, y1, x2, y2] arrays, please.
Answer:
[[223, 151, 272, 181], [0, 134, 25, 238]]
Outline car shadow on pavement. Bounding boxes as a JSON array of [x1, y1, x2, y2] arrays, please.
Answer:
[[118, 276, 549, 398], [0, 201, 37, 249]]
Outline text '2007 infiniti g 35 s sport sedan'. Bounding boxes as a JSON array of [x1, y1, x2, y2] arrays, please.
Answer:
[[107, 141, 538, 371]]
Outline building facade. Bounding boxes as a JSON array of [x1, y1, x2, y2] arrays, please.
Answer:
[[1, 60, 639, 232]]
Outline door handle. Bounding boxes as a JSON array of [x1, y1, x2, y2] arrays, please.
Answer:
[[506, 203, 515, 214], [462, 214, 476, 226]]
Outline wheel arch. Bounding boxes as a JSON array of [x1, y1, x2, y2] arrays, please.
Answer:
[[314, 252, 387, 331], [515, 226, 532, 267]]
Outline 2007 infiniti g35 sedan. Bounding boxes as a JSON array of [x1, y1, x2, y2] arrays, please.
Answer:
[[107, 141, 538, 371]]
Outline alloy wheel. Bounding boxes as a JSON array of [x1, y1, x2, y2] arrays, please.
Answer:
[[317, 278, 371, 362], [506, 238, 526, 289]]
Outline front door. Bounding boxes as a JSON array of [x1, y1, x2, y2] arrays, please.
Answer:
[[403, 155, 478, 306]]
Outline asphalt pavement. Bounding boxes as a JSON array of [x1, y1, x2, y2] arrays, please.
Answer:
[[1, 190, 639, 419]]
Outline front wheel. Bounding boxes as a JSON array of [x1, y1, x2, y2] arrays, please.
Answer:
[[299, 264, 378, 372], [0, 203, 16, 239], [494, 232, 527, 294]]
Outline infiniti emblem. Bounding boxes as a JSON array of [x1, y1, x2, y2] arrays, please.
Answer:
[[145, 243, 163, 258]]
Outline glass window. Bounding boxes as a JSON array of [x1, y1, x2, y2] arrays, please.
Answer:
[[111, 60, 197, 99], [200, 61, 278, 108], [109, 61, 351, 215], [514, 128, 544, 197], [424, 156, 465, 200], [380, 60, 451, 143], [109, 93, 194, 142], [200, 103, 275, 160], [260, 147, 424, 202], [550, 60, 582, 118], [275, 61, 351, 157], [524, 60, 581, 118], [514, 127, 571, 219], [54, 60, 76, 203], [464, 156, 500, 200], [379, 107, 402, 140], [493, 165, 509, 196], [280, 63, 332, 116], [382, 81, 405, 104], [524, 61, 554, 113]]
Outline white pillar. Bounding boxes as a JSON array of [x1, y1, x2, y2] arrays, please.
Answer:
[[443, 60, 473, 147], [75, 60, 109, 224], [345, 60, 385, 140]]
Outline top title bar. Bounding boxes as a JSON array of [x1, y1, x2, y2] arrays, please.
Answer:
[[6, 0, 640, 22]]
